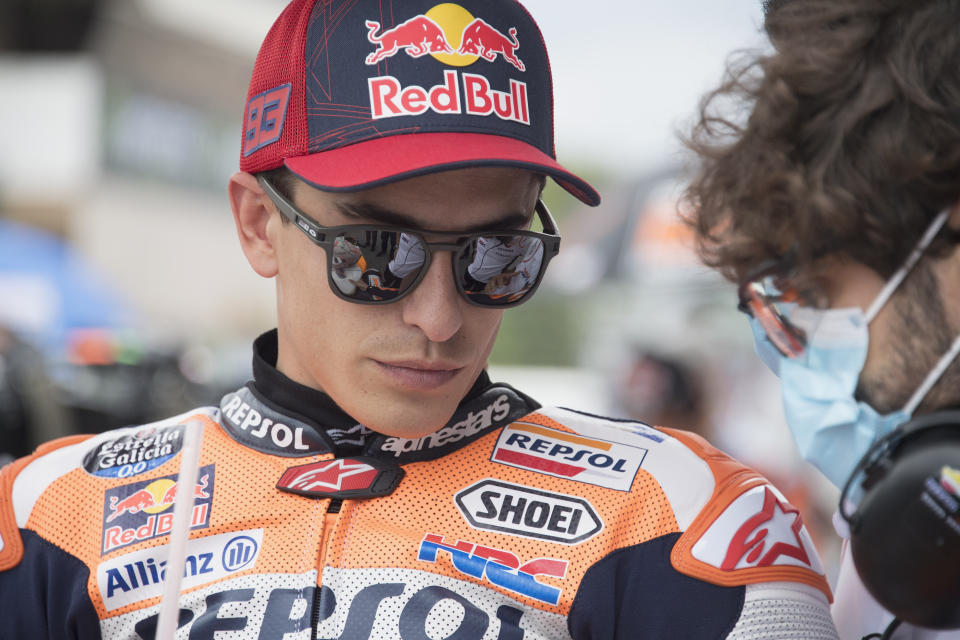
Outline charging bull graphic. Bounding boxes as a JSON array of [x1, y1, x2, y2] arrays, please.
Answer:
[[105, 474, 210, 523], [364, 8, 524, 71], [458, 18, 525, 71], [102, 466, 215, 554], [365, 16, 453, 64]]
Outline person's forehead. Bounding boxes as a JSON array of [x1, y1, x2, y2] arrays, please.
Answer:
[[293, 167, 543, 231]]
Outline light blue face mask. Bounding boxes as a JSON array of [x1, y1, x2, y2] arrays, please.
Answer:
[[750, 209, 960, 487]]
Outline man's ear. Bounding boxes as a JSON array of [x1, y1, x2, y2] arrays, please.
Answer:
[[229, 171, 280, 278]]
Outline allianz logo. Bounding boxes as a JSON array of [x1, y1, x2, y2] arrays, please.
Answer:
[[97, 530, 263, 611]]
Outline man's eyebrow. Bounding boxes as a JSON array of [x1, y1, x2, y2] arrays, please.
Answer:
[[334, 202, 534, 232]]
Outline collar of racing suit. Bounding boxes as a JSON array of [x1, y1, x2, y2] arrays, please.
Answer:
[[216, 329, 539, 462]]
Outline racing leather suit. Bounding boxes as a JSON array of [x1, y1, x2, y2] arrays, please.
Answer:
[[0, 331, 838, 639]]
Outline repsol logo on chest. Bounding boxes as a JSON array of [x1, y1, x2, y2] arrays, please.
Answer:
[[492, 422, 647, 491], [381, 394, 511, 457], [83, 424, 183, 478], [219, 386, 328, 456], [131, 581, 533, 640], [456, 479, 603, 544]]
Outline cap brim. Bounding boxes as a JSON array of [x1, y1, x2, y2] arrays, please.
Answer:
[[284, 132, 600, 206]]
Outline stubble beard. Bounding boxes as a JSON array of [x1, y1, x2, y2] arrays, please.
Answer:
[[855, 262, 960, 415]]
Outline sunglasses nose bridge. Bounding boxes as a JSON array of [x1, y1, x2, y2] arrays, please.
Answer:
[[422, 239, 468, 254]]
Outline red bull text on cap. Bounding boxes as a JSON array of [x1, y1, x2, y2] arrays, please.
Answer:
[[239, 0, 599, 206]]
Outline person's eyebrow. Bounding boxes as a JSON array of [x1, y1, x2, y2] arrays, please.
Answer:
[[334, 201, 534, 232]]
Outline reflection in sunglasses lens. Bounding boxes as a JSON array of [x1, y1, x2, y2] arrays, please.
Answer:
[[458, 235, 545, 306], [329, 230, 546, 306]]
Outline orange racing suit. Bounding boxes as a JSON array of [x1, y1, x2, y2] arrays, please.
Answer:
[[0, 331, 837, 638]]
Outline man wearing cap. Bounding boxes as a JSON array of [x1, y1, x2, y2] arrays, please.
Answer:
[[685, 0, 960, 637], [0, 1, 838, 638]]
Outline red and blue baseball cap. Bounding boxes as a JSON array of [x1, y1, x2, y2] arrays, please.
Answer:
[[239, 0, 600, 206]]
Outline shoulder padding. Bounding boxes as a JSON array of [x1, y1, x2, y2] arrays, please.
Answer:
[[522, 407, 719, 529], [663, 428, 832, 602], [0, 434, 93, 571], [0, 406, 218, 573]]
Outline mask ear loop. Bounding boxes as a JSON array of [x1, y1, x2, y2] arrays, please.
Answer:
[[155, 419, 205, 639], [864, 209, 950, 323], [902, 333, 960, 416], [864, 209, 960, 415]]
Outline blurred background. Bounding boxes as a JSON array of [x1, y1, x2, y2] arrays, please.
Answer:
[[0, 0, 840, 578]]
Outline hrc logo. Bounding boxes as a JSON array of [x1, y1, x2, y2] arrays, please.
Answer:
[[418, 532, 567, 605], [243, 84, 291, 157]]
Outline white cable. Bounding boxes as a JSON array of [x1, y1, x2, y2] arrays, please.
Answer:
[[155, 419, 205, 640], [865, 209, 950, 323]]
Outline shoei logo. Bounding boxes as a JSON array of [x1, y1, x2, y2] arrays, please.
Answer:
[[455, 479, 603, 544], [365, 4, 525, 71], [692, 485, 824, 575]]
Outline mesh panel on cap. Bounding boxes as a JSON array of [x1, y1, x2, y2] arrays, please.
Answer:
[[239, 0, 314, 173]]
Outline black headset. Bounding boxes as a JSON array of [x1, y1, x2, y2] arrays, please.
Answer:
[[840, 410, 960, 629]]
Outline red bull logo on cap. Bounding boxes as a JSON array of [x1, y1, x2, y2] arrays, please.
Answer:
[[102, 465, 215, 555], [365, 4, 530, 125], [365, 4, 525, 71]]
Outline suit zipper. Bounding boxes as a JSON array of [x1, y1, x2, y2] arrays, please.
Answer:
[[312, 498, 343, 635]]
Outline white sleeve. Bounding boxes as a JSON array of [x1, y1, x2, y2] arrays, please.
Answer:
[[726, 582, 839, 640]]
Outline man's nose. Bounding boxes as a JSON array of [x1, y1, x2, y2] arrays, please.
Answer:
[[401, 252, 465, 342]]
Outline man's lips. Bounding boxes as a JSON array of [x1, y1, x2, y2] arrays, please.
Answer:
[[374, 360, 464, 390], [378, 359, 463, 371]]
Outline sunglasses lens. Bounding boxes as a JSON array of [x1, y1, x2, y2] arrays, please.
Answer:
[[457, 235, 546, 306], [330, 231, 426, 302], [329, 231, 548, 307]]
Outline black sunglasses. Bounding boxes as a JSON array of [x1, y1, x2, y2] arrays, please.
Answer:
[[258, 175, 561, 308]]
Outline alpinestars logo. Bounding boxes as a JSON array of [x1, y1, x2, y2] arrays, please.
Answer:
[[276, 457, 404, 500], [282, 459, 378, 493], [721, 487, 810, 570], [692, 485, 824, 575], [381, 394, 511, 457]]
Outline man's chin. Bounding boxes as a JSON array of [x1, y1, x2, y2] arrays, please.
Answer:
[[365, 417, 453, 440], [352, 398, 459, 440], [854, 379, 907, 416]]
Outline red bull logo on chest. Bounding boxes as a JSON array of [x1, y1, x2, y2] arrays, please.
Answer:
[[102, 465, 215, 555], [365, 4, 530, 125]]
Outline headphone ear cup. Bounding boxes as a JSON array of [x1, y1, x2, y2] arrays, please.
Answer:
[[849, 422, 960, 629]]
